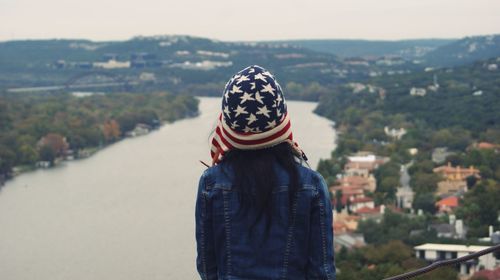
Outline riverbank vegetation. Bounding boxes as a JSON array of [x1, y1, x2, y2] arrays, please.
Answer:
[[0, 91, 198, 182]]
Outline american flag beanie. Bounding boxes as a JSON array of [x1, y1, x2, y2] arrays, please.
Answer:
[[210, 65, 305, 165]]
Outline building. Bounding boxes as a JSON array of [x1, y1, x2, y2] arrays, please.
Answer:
[[428, 219, 466, 239], [333, 216, 360, 235], [125, 123, 152, 137], [334, 233, 366, 251], [396, 185, 414, 209], [474, 142, 499, 150], [434, 162, 480, 196], [471, 267, 500, 280], [435, 196, 459, 213], [330, 185, 365, 199], [139, 72, 156, 81], [344, 153, 388, 174], [410, 87, 427, 96], [384, 126, 407, 140], [334, 175, 377, 192], [431, 147, 454, 164], [355, 205, 385, 222], [414, 243, 499, 276], [349, 197, 375, 212], [333, 211, 360, 233], [487, 64, 498, 71], [434, 162, 481, 180], [93, 60, 130, 69]]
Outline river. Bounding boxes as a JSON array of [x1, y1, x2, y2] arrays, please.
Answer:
[[0, 97, 336, 280]]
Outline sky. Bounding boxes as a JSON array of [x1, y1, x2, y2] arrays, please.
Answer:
[[1, 0, 500, 42]]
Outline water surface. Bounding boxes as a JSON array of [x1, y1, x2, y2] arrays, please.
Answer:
[[0, 97, 336, 280]]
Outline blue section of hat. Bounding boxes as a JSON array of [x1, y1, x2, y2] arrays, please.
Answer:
[[221, 65, 287, 133]]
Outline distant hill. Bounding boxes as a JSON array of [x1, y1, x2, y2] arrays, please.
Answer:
[[2, 34, 499, 99], [316, 56, 500, 133], [422, 34, 500, 67], [0, 35, 427, 98], [271, 39, 455, 59], [0, 36, 350, 95]]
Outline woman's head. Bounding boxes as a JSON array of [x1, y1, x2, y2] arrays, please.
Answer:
[[209, 65, 305, 165], [208, 66, 304, 236]]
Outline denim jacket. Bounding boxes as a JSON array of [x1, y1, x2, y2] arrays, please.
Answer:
[[195, 162, 335, 280]]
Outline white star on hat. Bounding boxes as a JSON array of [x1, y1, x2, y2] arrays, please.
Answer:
[[254, 73, 267, 83], [239, 92, 254, 104], [223, 106, 231, 117], [261, 83, 276, 96], [255, 91, 264, 104], [230, 121, 239, 129], [265, 120, 277, 129], [246, 113, 258, 125], [234, 105, 248, 117], [230, 85, 243, 94], [236, 75, 250, 84], [256, 105, 271, 118], [243, 126, 253, 133], [276, 94, 283, 104]]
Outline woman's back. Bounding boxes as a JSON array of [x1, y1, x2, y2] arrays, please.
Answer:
[[195, 65, 335, 280], [196, 161, 335, 280]]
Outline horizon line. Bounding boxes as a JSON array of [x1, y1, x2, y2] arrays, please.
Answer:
[[2, 32, 500, 44]]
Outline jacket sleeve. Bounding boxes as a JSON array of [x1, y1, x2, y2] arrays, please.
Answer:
[[306, 173, 336, 280], [195, 171, 218, 280]]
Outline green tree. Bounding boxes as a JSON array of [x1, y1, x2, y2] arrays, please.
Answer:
[[411, 173, 440, 194], [413, 192, 437, 214], [39, 145, 55, 164], [18, 144, 38, 165]]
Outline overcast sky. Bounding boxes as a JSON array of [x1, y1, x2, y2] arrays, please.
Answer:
[[1, 0, 500, 42]]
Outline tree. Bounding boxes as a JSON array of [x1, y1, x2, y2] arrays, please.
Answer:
[[317, 158, 342, 185], [411, 173, 440, 194], [0, 146, 16, 175], [102, 120, 121, 142], [335, 190, 343, 212], [18, 144, 38, 165], [456, 182, 500, 238], [413, 192, 437, 214], [378, 176, 399, 197], [466, 175, 478, 189], [39, 145, 55, 164], [38, 133, 69, 157]]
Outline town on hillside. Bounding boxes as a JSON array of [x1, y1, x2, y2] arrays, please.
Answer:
[[327, 144, 500, 279]]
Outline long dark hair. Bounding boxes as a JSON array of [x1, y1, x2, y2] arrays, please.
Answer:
[[221, 142, 301, 235]]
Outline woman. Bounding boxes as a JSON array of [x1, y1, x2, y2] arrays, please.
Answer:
[[196, 65, 335, 280]]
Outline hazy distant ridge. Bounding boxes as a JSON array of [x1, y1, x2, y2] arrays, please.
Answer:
[[270, 39, 455, 59], [422, 34, 500, 67]]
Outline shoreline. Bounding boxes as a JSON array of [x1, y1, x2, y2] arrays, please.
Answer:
[[1, 111, 200, 187]]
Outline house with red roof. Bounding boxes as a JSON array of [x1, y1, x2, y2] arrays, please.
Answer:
[[471, 267, 500, 280], [436, 196, 459, 213], [355, 205, 384, 222], [349, 197, 375, 212]]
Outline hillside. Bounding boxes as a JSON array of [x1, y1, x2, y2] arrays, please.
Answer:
[[315, 56, 500, 134], [2, 34, 499, 100], [0, 36, 350, 96], [279, 35, 500, 69], [423, 34, 500, 67], [273, 39, 454, 59], [0, 35, 444, 99]]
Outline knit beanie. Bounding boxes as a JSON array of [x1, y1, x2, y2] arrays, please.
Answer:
[[209, 65, 305, 165]]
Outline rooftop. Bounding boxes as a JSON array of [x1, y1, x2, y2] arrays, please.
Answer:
[[436, 196, 459, 207], [414, 243, 490, 252]]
